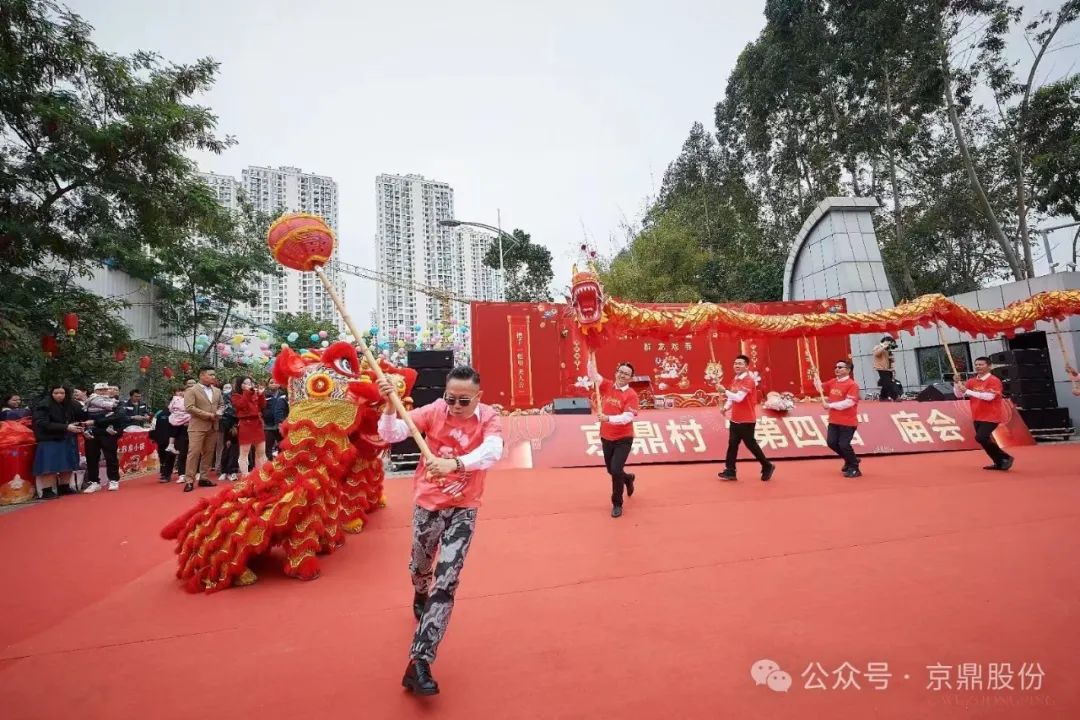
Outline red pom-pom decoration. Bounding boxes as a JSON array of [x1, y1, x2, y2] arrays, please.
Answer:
[[266, 212, 336, 271]]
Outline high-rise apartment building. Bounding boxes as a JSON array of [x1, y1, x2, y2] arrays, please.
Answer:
[[456, 227, 505, 303], [375, 174, 503, 333], [198, 167, 345, 331]]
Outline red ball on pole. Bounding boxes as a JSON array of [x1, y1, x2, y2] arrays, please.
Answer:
[[266, 213, 336, 271]]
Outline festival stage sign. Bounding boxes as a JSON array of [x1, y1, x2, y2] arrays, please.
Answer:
[[495, 400, 1034, 470], [471, 300, 852, 411]]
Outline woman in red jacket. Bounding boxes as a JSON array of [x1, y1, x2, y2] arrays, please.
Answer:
[[589, 358, 640, 518], [230, 376, 267, 476]]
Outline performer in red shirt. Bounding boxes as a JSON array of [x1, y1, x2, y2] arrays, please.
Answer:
[[818, 359, 861, 477], [589, 358, 640, 518], [716, 354, 775, 481], [953, 356, 1013, 471]]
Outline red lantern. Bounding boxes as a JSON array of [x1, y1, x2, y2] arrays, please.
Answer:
[[180, 360, 191, 374], [41, 335, 59, 358], [163, 366, 174, 379], [266, 213, 336, 271], [138, 356, 151, 374], [114, 348, 127, 362], [63, 312, 79, 336]]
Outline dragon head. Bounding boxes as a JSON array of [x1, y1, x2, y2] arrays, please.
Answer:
[[272, 341, 417, 436], [570, 261, 607, 335]]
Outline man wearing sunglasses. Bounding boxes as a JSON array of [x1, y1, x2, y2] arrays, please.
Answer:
[[376, 366, 504, 697], [818, 359, 862, 477]]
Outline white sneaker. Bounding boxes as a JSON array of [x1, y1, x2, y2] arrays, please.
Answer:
[[83, 482, 102, 494], [177, 474, 187, 484], [107, 480, 119, 491]]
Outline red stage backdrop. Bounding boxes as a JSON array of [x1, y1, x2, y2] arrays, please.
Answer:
[[471, 299, 850, 410], [494, 400, 1034, 470]]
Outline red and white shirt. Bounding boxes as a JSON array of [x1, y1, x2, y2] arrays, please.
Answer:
[[955, 373, 1005, 424], [724, 372, 758, 424], [378, 400, 504, 511], [822, 377, 860, 427], [598, 377, 640, 441]]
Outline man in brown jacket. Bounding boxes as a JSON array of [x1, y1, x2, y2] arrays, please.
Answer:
[[183, 365, 223, 492]]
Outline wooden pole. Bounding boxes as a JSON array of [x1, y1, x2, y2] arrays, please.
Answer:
[[314, 266, 437, 464], [935, 322, 961, 378], [1051, 319, 1080, 390], [589, 350, 603, 412], [802, 336, 827, 402]]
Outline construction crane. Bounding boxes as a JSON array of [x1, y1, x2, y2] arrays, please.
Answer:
[[329, 259, 476, 328]]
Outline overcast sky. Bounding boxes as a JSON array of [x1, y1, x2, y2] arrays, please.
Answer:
[[64, 0, 1077, 319]]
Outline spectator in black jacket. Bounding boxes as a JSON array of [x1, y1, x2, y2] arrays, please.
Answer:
[[32, 386, 87, 499], [263, 379, 289, 460], [83, 385, 128, 493], [122, 389, 151, 428]]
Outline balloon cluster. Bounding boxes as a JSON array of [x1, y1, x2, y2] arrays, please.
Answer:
[[214, 329, 275, 366]]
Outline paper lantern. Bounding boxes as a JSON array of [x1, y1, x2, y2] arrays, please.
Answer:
[[138, 356, 151, 374], [114, 348, 128, 362], [180, 361, 191, 374], [266, 212, 336, 271], [163, 367, 174, 379], [41, 335, 59, 358], [63, 312, 79, 336]]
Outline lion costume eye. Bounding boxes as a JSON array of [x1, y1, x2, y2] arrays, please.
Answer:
[[333, 357, 354, 376], [306, 373, 333, 397]]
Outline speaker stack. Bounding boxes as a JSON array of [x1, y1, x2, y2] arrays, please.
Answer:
[[386, 350, 455, 471], [989, 348, 1072, 435], [552, 397, 592, 415]]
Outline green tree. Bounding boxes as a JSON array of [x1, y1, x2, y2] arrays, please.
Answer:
[[0, 0, 268, 391], [483, 229, 554, 302]]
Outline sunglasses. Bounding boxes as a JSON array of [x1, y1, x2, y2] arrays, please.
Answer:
[[444, 395, 476, 407]]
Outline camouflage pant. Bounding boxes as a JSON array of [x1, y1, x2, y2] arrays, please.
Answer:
[[410, 505, 478, 662]]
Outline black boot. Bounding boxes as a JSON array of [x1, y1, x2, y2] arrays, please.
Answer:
[[761, 462, 776, 482], [413, 592, 428, 622], [625, 473, 635, 497], [402, 659, 439, 695], [611, 505, 623, 518]]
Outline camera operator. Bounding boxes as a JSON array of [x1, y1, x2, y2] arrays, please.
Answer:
[[873, 335, 901, 401]]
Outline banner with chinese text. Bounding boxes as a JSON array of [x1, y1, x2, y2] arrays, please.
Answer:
[[507, 315, 535, 407], [495, 400, 1034, 470]]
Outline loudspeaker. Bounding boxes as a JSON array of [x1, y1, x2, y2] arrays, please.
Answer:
[[1018, 407, 1072, 430], [416, 367, 450, 387], [552, 397, 592, 415], [990, 348, 1048, 365], [992, 364, 1052, 381], [411, 386, 445, 407], [408, 350, 454, 369], [916, 383, 954, 402], [390, 436, 420, 457], [1001, 378, 1054, 396], [1009, 392, 1058, 410]]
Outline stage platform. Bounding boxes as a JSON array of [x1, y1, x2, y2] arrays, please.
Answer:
[[2, 444, 1079, 719], [497, 399, 1035, 469]]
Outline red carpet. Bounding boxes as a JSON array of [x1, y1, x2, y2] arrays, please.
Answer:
[[2, 445, 1079, 719]]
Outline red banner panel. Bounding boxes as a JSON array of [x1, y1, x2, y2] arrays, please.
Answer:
[[471, 300, 851, 411], [494, 400, 1034, 470]]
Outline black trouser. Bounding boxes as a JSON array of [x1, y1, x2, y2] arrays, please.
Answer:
[[84, 433, 119, 484], [221, 434, 240, 474], [877, 369, 900, 401], [725, 421, 770, 472], [601, 437, 634, 507], [826, 423, 859, 469], [158, 426, 188, 478], [265, 428, 282, 460], [974, 421, 1010, 465]]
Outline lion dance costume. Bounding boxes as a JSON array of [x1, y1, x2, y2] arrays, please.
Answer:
[[161, 341, 417, 593]]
